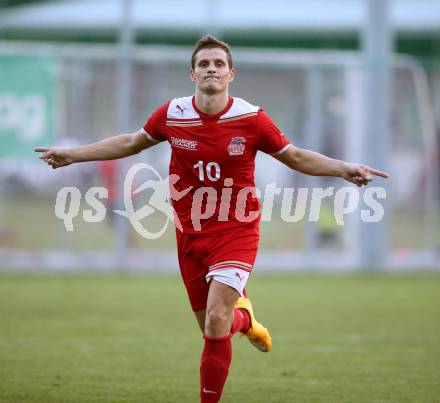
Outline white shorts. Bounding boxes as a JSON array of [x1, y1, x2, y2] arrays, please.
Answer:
[[206, 267, 250, 297]]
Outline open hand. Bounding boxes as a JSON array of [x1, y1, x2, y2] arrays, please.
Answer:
[[341, 162, 389, 187], [34, 147, 74, 169]]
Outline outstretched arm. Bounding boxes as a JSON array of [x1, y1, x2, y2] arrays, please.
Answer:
[[35, 129, 158, 169], [273, 144, 389, 187]]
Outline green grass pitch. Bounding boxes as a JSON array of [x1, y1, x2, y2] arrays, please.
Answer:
[[1, 273, 439, 403]]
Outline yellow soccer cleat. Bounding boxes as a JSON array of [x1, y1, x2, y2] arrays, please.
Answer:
[[235, 297, 272, 352]]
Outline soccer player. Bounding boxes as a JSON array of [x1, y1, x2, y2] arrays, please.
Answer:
[[35, 35, 388, 402]]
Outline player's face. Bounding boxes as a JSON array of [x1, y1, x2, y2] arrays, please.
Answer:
[[190, 48, 235, 94]]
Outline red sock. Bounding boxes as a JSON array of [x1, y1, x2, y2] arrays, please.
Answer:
[[200, 334, 232, 403], [230, 308, 251, 335]]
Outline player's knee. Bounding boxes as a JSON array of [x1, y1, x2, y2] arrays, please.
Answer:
[[205, 306, 229, 331]]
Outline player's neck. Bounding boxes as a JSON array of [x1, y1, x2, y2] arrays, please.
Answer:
[[194, 90, 229, 115]]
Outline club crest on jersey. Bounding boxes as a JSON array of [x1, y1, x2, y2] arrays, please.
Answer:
[[227, 137, 246, 156]]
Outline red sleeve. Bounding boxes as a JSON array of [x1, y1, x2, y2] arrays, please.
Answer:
[[142, 101, 170, 142], [256, 109, 290, 155]]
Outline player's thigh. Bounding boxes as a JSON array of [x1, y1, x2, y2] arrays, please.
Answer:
[[207, 280, 240, 308]]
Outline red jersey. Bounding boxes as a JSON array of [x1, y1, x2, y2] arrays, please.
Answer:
[[143, 95, 290, 235]]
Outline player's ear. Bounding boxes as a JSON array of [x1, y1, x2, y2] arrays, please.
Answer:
[[189, 68, 196, 82], [229, 67, 235, 82]]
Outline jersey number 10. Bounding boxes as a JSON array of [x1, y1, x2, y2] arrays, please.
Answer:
[[193, 160, 221, 182]]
